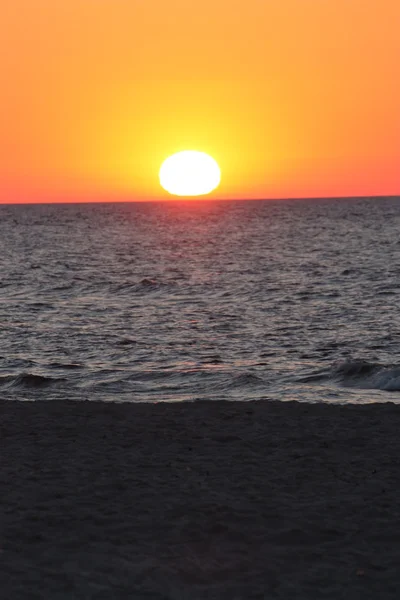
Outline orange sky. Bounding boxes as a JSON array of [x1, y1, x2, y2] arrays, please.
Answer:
[[1, 0, 399, 202]]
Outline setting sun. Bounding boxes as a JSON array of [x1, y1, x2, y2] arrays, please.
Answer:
[[159, 151, 221, 197]]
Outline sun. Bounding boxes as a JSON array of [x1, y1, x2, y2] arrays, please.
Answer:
[[159, 150, 221, 197]]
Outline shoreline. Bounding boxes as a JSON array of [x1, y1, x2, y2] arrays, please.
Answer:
[[2, 399, 400, 598]]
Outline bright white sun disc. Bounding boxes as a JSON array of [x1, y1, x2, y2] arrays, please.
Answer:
[[159, 151, 221, 196]]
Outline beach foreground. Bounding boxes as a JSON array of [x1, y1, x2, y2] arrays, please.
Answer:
[[1, 399, 400, 599]]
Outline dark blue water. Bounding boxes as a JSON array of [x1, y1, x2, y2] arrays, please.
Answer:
[[1, 197, 400, 404]]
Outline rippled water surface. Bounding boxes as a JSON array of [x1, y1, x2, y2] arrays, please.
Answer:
[[2, 197, 400, 404]]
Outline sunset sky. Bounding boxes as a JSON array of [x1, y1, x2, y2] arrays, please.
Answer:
[[1, 0, 399, 202]]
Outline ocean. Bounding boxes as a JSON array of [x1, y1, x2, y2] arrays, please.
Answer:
[[1, 196, 400, 405]]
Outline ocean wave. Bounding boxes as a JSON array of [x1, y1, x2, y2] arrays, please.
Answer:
[[300, 360, 400, 392], [0, 373, 67, 389], [229, 372, 265, 388]]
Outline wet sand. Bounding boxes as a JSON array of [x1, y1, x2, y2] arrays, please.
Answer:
[[1, 399, 400, 599]]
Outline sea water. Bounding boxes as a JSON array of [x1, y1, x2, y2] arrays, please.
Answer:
[[1, 197, 400, 404]]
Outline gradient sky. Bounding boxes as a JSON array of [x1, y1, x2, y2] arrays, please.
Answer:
[[1, 0, 399, 202]]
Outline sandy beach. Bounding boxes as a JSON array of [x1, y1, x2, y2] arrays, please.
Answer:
[[1, 399, 400, 599]]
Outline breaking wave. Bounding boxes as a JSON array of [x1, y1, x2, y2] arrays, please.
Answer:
[[300, 360, 400, 392], [0, 373, 67, 389]]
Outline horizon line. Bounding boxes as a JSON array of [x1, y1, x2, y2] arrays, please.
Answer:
[[1, 194, 399, 206]]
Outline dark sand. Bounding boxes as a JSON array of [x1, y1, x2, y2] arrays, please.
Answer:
[[1, 399, 400, 599]]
